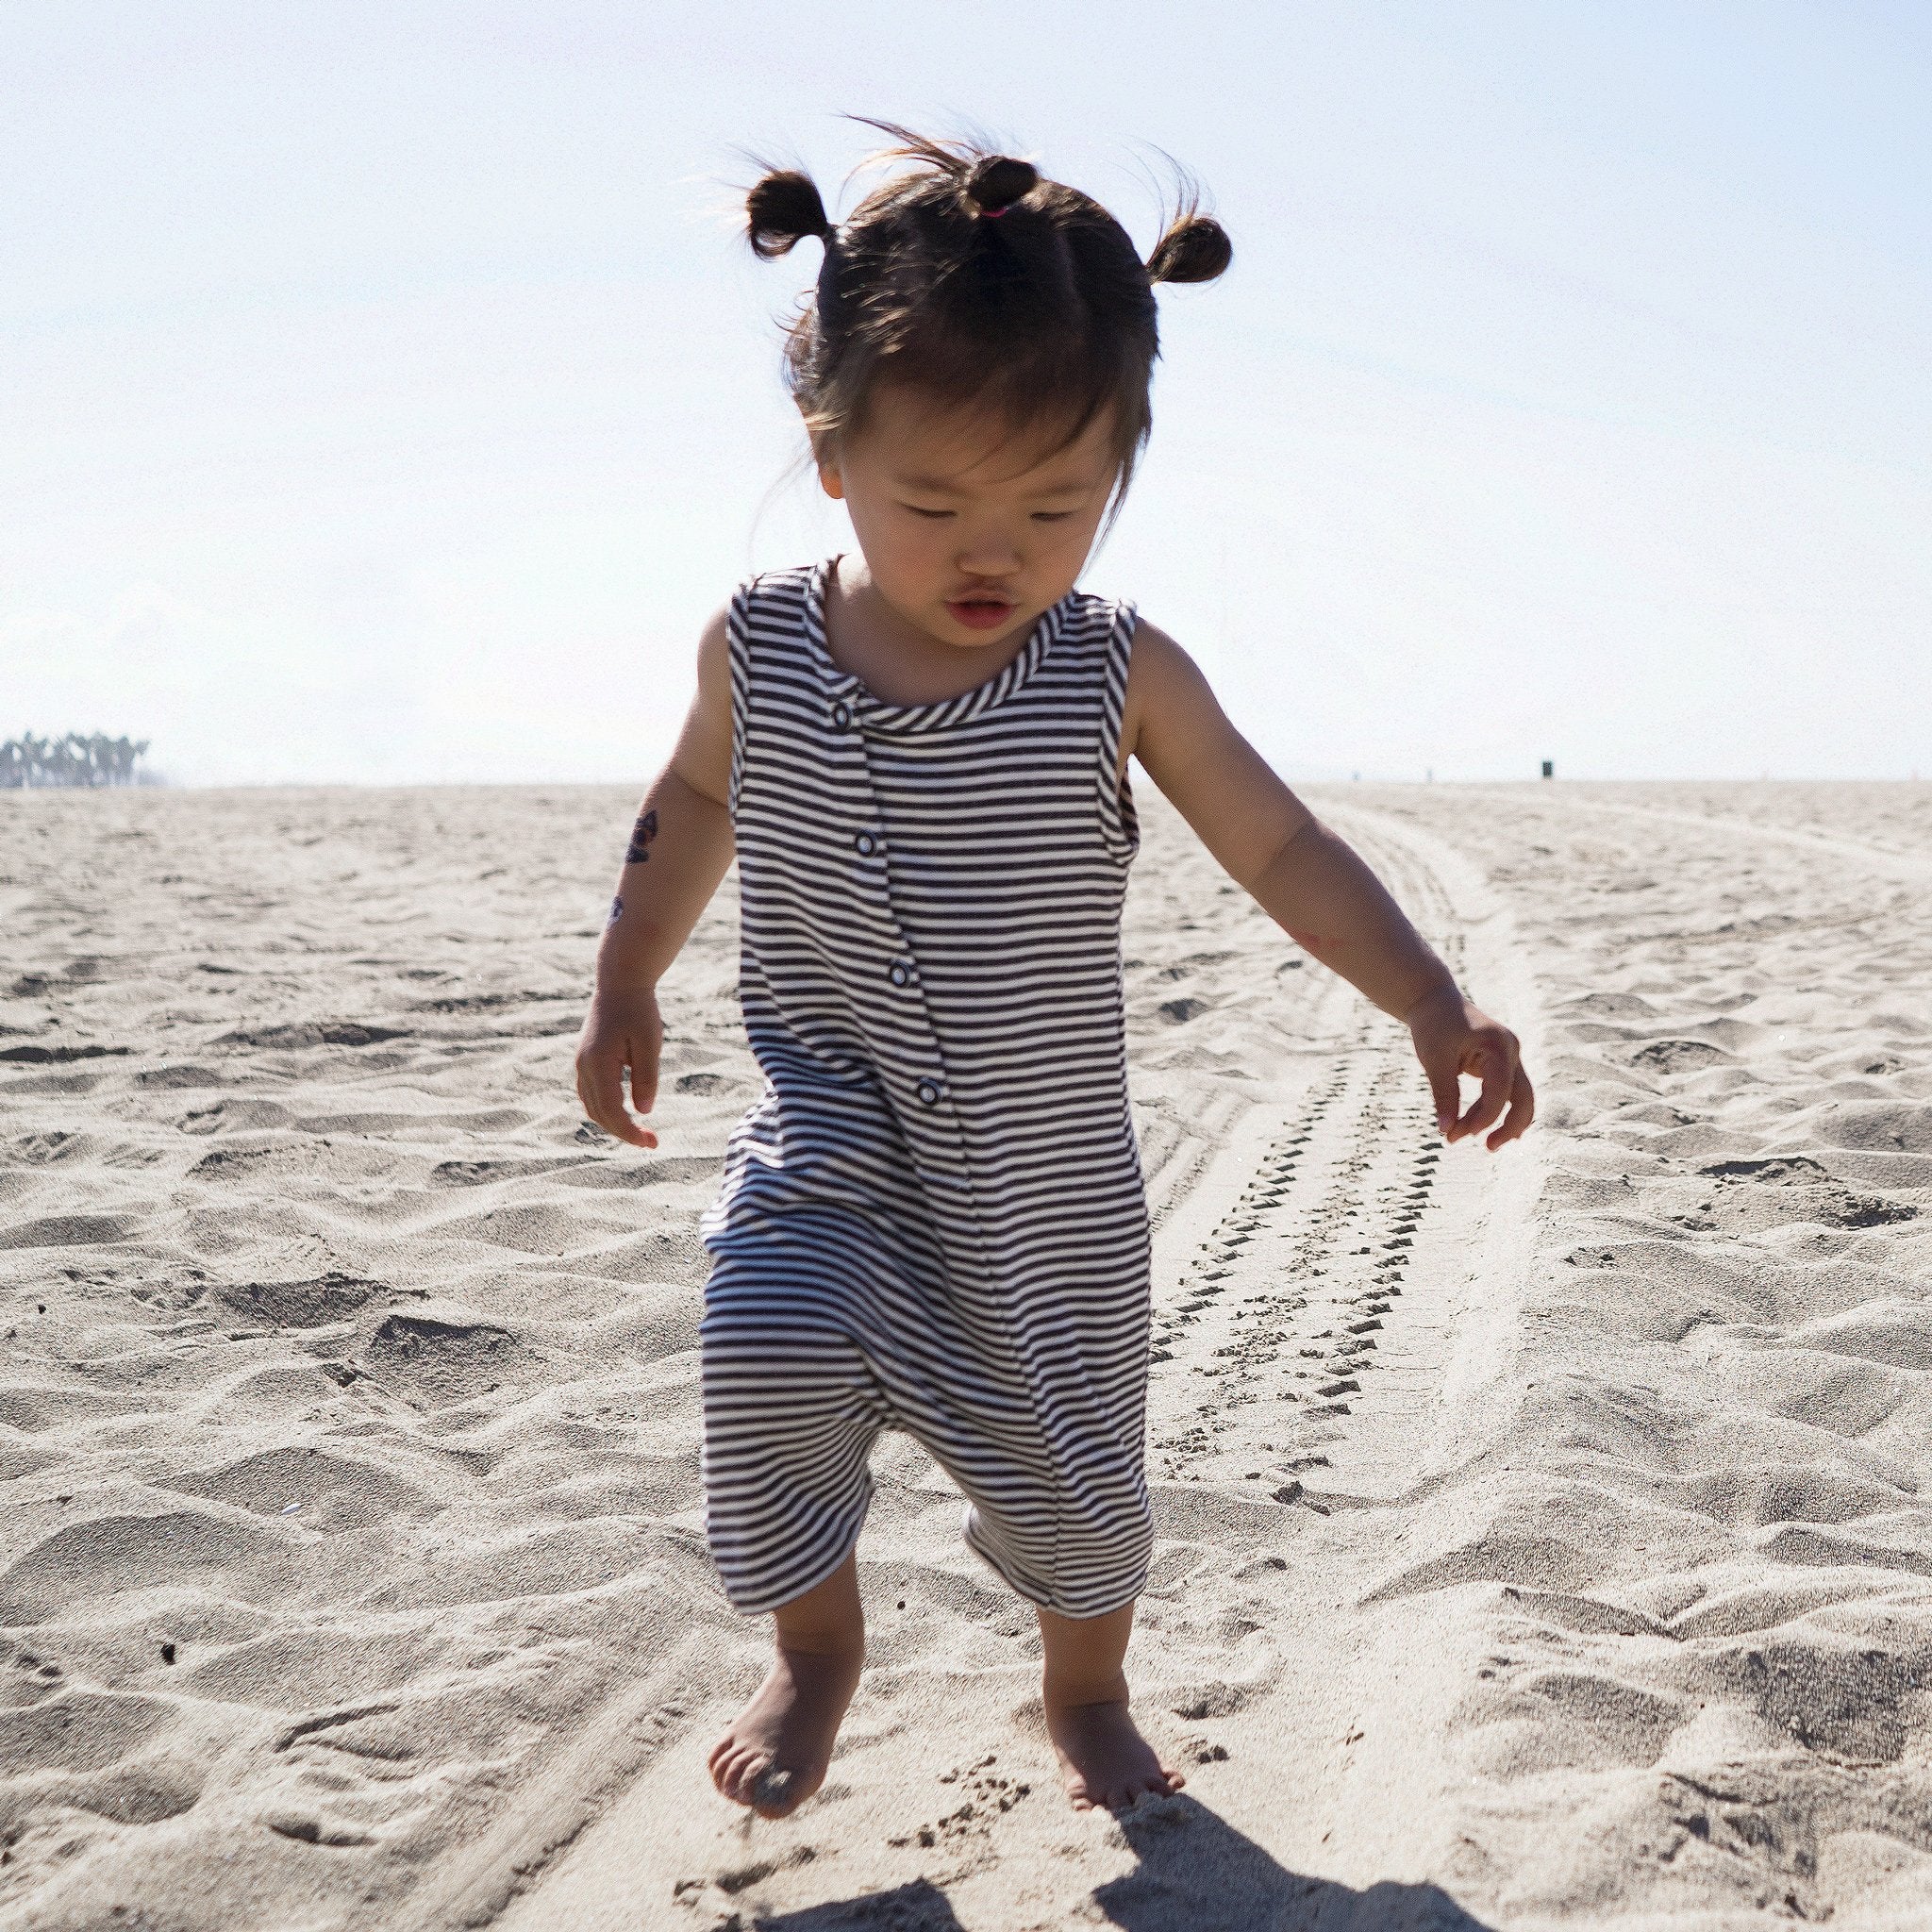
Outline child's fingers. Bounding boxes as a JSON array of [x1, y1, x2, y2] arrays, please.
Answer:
[[1423, 1058, 1464, 1140], [627, 1030, 660, 1120], [624, 1031, 662, 1149], [585, 1095, 651, 1148], [624, 1061, 660, 1149], [1484, 1065, 1537, 1150], [576, 1050, 656, 1150], [1455, 1040, 1519, 1145]]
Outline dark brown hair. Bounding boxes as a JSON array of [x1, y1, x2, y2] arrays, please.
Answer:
[[745, 125, 1231, 502]]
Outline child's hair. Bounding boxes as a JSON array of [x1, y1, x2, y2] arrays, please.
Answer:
[[744, 125, 1231, 502]]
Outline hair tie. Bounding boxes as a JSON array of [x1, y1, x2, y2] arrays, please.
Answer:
[[962, 153, 1038, 220]]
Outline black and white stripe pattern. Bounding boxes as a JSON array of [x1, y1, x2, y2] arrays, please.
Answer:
[[700, 559, 1151, 1617]]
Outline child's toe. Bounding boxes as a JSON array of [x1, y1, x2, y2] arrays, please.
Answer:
[[718, 1748, 765, 1805]]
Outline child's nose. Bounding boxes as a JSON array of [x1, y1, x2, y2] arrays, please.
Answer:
[[957, 541, 1021, 578]]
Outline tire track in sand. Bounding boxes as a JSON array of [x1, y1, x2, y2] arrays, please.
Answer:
[[1145, 804, 1519, 1516], [1146, 1048, 1447, 1499]]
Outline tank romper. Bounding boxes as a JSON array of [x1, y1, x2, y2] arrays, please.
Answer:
[[699, 558, 1150, 1619]]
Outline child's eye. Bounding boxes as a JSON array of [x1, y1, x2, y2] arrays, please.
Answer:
[[1031, 510, 1076, 523], [902, 504, 954, 520]]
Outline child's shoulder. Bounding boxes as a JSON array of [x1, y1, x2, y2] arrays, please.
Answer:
[[1058, 584, 1138, 638], [721, 566, 823, 653], [1066, 583, 1132, 615], [731, 561, 820, 608]]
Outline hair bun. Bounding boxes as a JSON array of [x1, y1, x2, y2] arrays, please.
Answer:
[[964, 154, 1039, 215], [746, 168, 834, 259], [1146, 213, 1232, 286]]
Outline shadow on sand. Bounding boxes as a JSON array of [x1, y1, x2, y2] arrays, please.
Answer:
[[749, 1793, 1495, 1930]]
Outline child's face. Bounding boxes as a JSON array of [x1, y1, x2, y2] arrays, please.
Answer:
[[816, 385, 1121, 651]]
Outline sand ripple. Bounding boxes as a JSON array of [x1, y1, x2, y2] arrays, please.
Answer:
[[3, 781, 1929, 1929]]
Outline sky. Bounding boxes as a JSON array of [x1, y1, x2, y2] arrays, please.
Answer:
[[3, 1, 1928, 786]]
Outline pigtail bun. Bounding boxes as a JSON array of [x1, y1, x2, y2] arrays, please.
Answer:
[[1146, 212, 1232, 286], [964, 154, 1040, 216], [746, 169, 834, 259]]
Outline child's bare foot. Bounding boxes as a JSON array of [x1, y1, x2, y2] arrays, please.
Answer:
[[708, 1643, 863, 1818], [1045, 1694, 1184, 1811], [709, 1556, 865, 1820], [1036, 1595, 1180, 1812]]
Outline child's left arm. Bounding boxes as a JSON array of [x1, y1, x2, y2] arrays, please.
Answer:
[[1124, 622, 1534, 1150]]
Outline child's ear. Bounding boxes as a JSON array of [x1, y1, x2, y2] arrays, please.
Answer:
[[803, 415, 850, 498]]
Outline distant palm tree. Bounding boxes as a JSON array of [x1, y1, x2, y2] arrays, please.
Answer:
[[0, 733, 151, 787]]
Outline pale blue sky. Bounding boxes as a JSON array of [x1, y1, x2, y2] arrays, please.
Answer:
[[4, 2, 1927, 785]]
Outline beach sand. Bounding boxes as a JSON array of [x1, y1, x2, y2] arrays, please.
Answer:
[[2, 780, 1929, 1930]]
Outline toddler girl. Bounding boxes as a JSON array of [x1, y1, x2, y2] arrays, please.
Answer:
[[575, 127, 1534, 1821]]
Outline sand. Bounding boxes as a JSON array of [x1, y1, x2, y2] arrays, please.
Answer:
[[2, 779, 1929, 1930]]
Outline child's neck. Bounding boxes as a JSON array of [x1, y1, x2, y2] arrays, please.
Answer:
[[824, 556, 1039, 708]]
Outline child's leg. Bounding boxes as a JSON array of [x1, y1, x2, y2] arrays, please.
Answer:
[[709, 1553, 866, 1820], [1037, 1597, 1183, 1811]]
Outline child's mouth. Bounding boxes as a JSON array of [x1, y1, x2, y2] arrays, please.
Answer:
[[945, 596, 1015, 631]]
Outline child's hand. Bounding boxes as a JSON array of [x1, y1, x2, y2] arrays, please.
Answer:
[[1406, 983, 1535, 1150], [575, 990, 663, 1150]]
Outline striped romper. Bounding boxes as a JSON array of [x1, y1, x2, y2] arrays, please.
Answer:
[[699, 559, 1151, 1619]]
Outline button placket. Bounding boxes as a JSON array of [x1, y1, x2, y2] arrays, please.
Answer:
[[833, 706, 963, 1187]]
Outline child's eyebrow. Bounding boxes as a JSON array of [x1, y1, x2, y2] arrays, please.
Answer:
[[896, 469, 1099, 497]]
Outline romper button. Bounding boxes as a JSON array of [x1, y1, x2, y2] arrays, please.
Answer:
[[916, 1079, 941, 1107], [832, 702, 852, 730], [855, 831, 877, 857], [889, 961, 910, 988]]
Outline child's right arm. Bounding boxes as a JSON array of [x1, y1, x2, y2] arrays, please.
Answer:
[[1122, 622, 1534, 1150], [574, 610, 736, 1149]]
